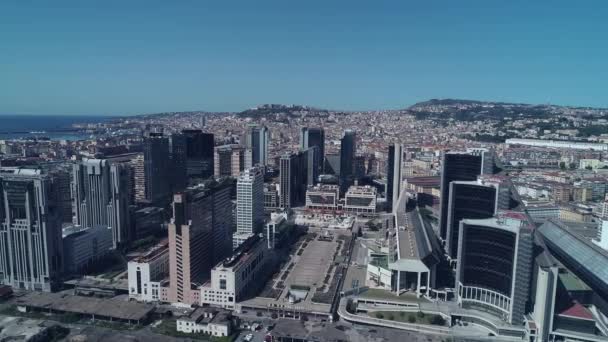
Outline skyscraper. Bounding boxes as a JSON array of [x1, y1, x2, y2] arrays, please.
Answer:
[[279, 151, 307, 209], [304, 146, 320, 186], [182, 129, 215, 179], [167, 179, 233, 305], [246, 125, 269, 166], [0, 168, 63, 291], [386, 144, 403, 213], [438, 151, 483, 241], [445, 180, 497, 260], [214, 145, 252, 178], [143, 132, 171, 203], [455, 213, 533, 325], [72, 158, 132, 248], [236, 167, 264, 235], [339, 130, 356, 192], [169, 133, 188, 193], [300, 127, 325, 174]]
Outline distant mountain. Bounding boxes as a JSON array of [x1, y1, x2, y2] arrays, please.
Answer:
[[407, 98, 562, 121], [238, 104, 330, 119]]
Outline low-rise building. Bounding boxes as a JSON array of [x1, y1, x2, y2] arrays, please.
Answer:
[[176, 307, 232, 337], [305, 184, 340, 211], [344, 185, 377, 214], [127, 240, 169, 302]]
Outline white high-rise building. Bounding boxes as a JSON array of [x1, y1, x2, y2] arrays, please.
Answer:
[[234, 167, 264, 249], [0, 168, 63, 291], [594, 195, 608, 251]]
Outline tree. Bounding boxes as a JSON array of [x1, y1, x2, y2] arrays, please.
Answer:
[[559, 162, 566, 170], [375, 313, 384, 319], [408, 316, 416, 323], [417, 311, 425, 318]]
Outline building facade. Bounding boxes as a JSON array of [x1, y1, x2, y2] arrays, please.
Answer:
[[0, 168, 63, 291], [128, 241, 169, 303], [387, 144, 403, 213], [72, 158, 132, 248], [455, 213, 533, 325]]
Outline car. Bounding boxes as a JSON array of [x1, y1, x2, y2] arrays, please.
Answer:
[[244, 333, 253, 342]]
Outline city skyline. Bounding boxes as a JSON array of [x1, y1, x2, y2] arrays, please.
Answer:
[[1, 1, 607, 115]]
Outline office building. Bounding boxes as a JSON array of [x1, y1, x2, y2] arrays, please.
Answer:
[[236, 167, 264, 236], [339, 130, 356, 191], [200, 235, 271, 309], [344, 185, 377, 215], [445, 180, 498, 260], [245, 125, 269, 166], [304, 146, 320, 186], [183, 129, 215, 179], [594, 195, 608, 251], [455, 213, 533, 325], [214, 145, 252, 178], [438, 151, 483, 241], [166, 180, 233, 305], [324, 153, 341, 176], [387, 144, 403, 213], [169, 133, 188, 193], [264, 184, 280, 211], [62, 225, 113, 274], [131, 154, 146, 202], [0, 168, 63, 291], [279, 152, 307, 209], [266, 212, 292, 249], [72, 158, 132, 248], [300, 127, 325, 174], [143, 132, 171, 203], [305, 184, 340, 211], [128, 241, 169, 303]]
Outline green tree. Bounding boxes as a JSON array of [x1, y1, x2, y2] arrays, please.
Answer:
[[408, 316, 416, 323]]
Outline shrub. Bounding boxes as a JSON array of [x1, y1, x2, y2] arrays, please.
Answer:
[[417, 311, 425, 318], [388, 314, 394, 321], [375, 313, 384, 319], [408, 316, 416, 323], [430, 315, 446, 326]]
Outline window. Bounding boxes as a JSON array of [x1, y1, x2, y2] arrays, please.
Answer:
[[219, 279, 227, 290]]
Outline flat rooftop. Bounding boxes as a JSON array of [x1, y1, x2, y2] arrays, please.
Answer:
[[290, 238, 338, 287], [15, 292, 154, 322]]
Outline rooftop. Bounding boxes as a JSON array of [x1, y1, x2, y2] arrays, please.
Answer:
[[15, 292, 154, 321]]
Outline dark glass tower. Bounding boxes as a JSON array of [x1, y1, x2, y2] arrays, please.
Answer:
[[300, 127, 325, 174], [339, 130, 356, 192], [169, 133, 188, 192], [279, 151, 307, 209], [386, 144, 402, 212], [182, 129, 215, 179], [143, 132, 171, 203], [438, 152, 483, 240], [445, 181, 497, 259], [246, 125, 269, 166]]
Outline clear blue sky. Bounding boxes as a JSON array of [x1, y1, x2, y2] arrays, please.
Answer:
[[1, 1, 607, 115]]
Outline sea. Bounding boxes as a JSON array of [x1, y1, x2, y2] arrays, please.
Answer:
[[0, 115, 112, 141]]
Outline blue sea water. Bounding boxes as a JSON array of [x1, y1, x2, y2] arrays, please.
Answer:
[[0, 115, 112, 140]]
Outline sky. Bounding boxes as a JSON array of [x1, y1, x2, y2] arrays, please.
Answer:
[[1, 1, 607, 115]]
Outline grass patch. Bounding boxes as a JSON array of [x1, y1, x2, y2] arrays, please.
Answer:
[[370, 311, 445, 326]]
